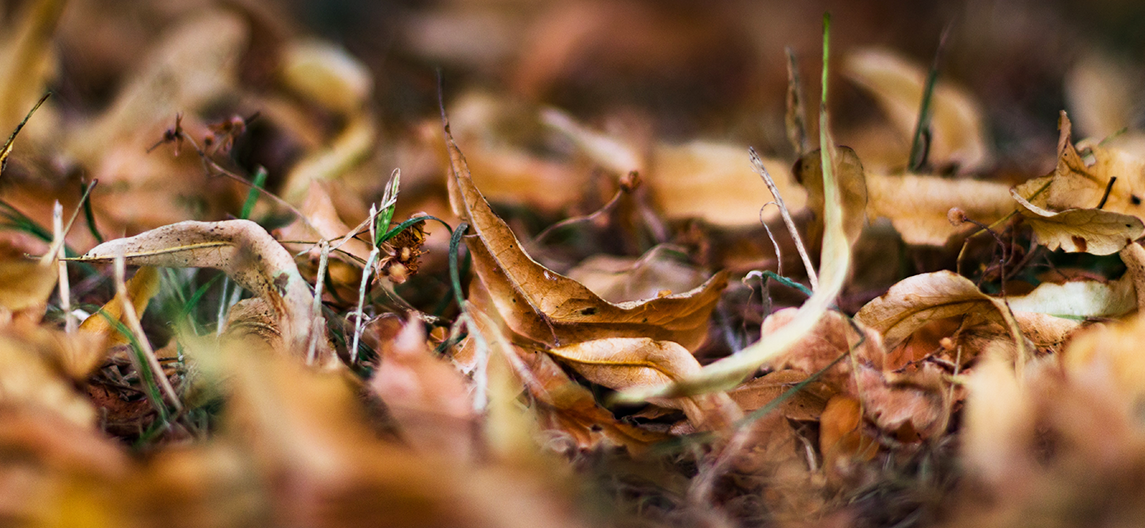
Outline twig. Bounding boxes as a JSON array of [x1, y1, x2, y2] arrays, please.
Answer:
[[750, 148, 818, 289], [114, 253, 182, 412]]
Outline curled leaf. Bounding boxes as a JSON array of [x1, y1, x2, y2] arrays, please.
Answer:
[[74, 220, 330, 364], [794, 145, 868, 247], [548, 337, 737, 429], [855, 271, 1025, 356], [444, 119, 727, 351], [1011, 188, 1143, 255]]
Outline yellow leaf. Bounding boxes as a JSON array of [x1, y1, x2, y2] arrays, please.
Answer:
[[1012, 188, 1144, 255]]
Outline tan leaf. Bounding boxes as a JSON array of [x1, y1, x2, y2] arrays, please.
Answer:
[[855, 271, 1025, 355], [619, 75, 853, 399], [443, 119, 727, 351], [1005, 273, 1135, 319], [793, 146, 868, 247], [547, 337, 739, 429], [1011, 188, 1143, 255], [79, 265, 161, 348], [819, 395, 877, 479], [74, 220, 331, 364], [866, 172, 1014, 246], [1014, 112, 1145, 217], [1065, 51, 1136, 139], [843, 48, 990, 171], [0, 257, 56, 315], [543, 107, 807, 227]]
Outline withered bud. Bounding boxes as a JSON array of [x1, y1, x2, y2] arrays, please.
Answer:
[[947, 207, 968, 227]]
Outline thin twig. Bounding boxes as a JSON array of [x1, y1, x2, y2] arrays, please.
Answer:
[[53, 202, 74, 333], [307, 240, 331, 365], [750, 147, 818, 289], [114, 254, 182, 412]]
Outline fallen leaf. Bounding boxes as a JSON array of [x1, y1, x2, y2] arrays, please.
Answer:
[[369, 317, 478, 460], [619, 55, 853, 399], [543, 107, 807, 227], [793, 145, 868, 247], [1011, 188, 1143, 255], [1004, 273, 1135, 319], [854, 271, 1024, 354], [843, 47, 990, 171], [547, 337, 738, 429], [444, 118, 728, 351], [565, 246, 708, 304], [728, 369, 834, 421], [1014, 112, 1145, 218], [73, 220, 332, 364], [865, 172, 1014, 246]]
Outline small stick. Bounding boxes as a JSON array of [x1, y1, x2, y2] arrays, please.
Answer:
[[115, 253, 182, 412], [306, 240, 331, 365], [53, 202, 74, 333], [750, 147, 818, 290], [350, 204, 381, 364]]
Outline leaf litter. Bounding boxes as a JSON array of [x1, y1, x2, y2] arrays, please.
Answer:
[[4, 2, 1145, 527]]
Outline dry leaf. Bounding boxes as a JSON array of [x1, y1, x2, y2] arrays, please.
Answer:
[[865, 172, 1014, 246], [793, 145, 868, 247], [543, 107, 807, 227], [819, 395, 877, 479], [728, 369, 834, 421], [74, 220, 332, 364], [444, 118, 727, 351], [548, 337, 738, 429], [1015, 112, 1145, 217], [855, 271, 1024, 354], [1011, 188, 1143, 255], [79, 265, 161, 348], [369, 317, 478, 460], [1005, 274, 1135, 319], [843, 48, 990, 171], [619, 75, 853, 399]]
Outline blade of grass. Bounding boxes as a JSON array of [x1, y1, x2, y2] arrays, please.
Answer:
[[0, 92, 49, 172], [908, 23, 953, 172], [239, 166, 268, 220], [79, 179, 103, 243]]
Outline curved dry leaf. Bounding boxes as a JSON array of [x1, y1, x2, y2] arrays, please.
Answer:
[[619, 97, 853, 400], [542, 107, 806, 226], [1011, 188, 1143, 255], [547, 337, 738, 429], [444, 121, 727, 351], [0, 0, 65, 141], [74, 220, 330, 363], [794, 146, 868, 246], [1005, 274, 1135, 319], [855, 271, 1024, 355], [1015, 112, 1145, 217], [1063, 313, 1145, 406], [0, 331, 97, 427], [866, 172, 1014, 246], [843, 48, 990, 171]]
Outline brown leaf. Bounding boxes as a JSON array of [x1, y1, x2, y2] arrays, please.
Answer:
[[369, 317, 478, 460], [843, 48, 990, 171], [1014, 112, 1145, 217], [1011, 188, 1143, 255], [855, 271, 1024, 354], [443, 118, 727, 351], [728, 369, 834, 422], [74, 220, 333, 364], [543, 107, 807, 227], [565, 246, 708, 304], [865, 172, 1014, 246], [548, 337, 739, 429]]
